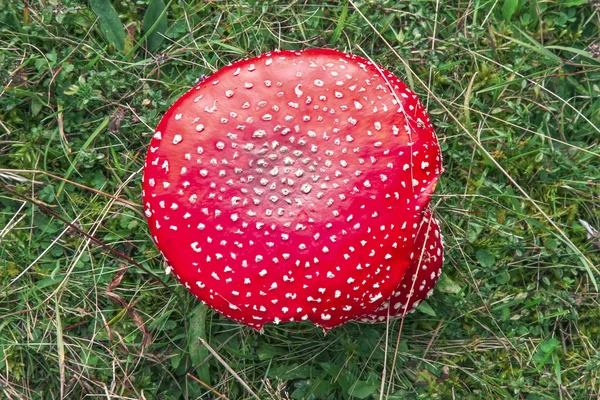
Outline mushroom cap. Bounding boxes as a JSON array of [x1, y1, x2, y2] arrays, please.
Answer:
[[142, 49, 442, 330], [356, 210, 444, 323]]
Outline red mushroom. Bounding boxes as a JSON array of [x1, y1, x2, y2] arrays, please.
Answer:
[[356, 210, 444, 323], [142, 49, 443, 330]]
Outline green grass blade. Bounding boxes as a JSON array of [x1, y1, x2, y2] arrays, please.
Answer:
[[143, 0, 168, 52], [188, 304, 211, 384], [89, 0, 125, 51], [124, 0, 174, 58], [508, 28, 564, 65], [331, 2, 349, 45], [55, 116, 109, 198], [545, 45, 600, 64]]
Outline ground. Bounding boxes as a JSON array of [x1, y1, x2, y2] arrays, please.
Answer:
[[1, 0, 599, 399]]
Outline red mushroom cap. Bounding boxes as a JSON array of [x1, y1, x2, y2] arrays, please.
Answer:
[[142, 49, 442, 330], [356, 210, 444, 323]]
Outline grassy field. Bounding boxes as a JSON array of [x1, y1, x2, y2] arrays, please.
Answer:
[[1, 0, 600, 399]]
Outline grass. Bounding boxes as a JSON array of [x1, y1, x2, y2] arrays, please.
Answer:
[[1, 0, 600, 398]]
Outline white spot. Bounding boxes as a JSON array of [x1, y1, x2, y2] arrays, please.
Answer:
[[370, 293, 383, 303], [191, 242, 202, 253]]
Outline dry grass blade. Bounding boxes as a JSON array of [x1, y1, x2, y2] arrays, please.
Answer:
[[197, 337, 260, 400], [0, 168, 141, 209], [186, 373, 230, 400], [579, 219, 600, 249], [105, 266, 152, 349]]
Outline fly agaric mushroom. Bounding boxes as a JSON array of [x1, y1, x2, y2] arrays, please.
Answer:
[[356, 210, 444, 323], [142, 49, 443, 330]]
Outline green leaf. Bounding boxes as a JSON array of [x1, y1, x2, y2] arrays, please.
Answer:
[[268, 364, 318, 380], [349, 380, 378, 399], [502, 0, 518, 21], [143, 0, 168, 52], [467, 223, 483, 243], [544, 238, 558, 251], [188, 304, 210, 383], [540, 337, 559, 354], [256, 343, 286, 360], [416, 301, 437, 317], [476, 249, 495, 268], [414, 369, 438, 385], [89, 0, 125, 51], [292, 379, 330, 399], [36, 275, 63, 289], [320, 362, 355, 393], [436, 274, 461, 294], [291, 382, 309, 400], [495, 271, 511, 284], [46, 50, 57, 63], [39, 185, 56, 203], [534, 338, 560, 370]]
